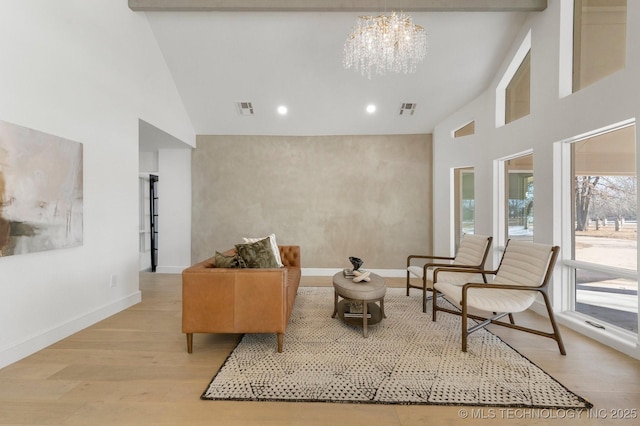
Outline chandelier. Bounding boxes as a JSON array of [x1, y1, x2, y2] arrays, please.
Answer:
[[343, 12, 427, 78]]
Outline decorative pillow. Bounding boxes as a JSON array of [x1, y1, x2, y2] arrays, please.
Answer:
[[242, 233, 284, 267], [235, 237, 279, 268], [214, 251, 246, 268]]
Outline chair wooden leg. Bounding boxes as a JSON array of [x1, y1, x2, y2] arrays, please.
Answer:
[[186, 333, 193, 354], [422, 276, 427, 313], [406, 271, 410, 296], [431, 287, 438, 321], [461, 303, 468, 352], [541, 292, 566, 355]]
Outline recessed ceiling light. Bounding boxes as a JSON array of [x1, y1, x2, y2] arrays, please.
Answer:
[[277, 105, 288, 115], [366, 104, 376, 114]]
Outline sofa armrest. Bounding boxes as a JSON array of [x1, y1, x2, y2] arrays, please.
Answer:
[[182, 267, 291, 334], [279, 245, 300, 268]]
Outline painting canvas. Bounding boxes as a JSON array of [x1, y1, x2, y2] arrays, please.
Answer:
[[0, 120, 83, 256]]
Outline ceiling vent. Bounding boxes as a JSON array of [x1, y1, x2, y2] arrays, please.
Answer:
[[399, 103, 417, 116], [237, 101, 254, 116]]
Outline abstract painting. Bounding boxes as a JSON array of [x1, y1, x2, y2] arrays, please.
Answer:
[[0, 120, 83, 256]]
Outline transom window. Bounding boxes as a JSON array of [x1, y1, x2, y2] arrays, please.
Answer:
[[573, 0, 627, 91]]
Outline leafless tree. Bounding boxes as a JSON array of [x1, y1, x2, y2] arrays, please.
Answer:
[[575, 175, 637, 231]]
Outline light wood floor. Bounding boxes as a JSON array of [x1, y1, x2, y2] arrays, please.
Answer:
[[1, 273, 639, 425]]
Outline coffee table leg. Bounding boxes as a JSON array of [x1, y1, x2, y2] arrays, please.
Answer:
[[381, 298, 386, 318], [332, 290, 338, 318], [362, 300, 368, 337]]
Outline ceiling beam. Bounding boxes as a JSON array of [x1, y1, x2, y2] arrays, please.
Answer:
[[128, 0, 547, 12]]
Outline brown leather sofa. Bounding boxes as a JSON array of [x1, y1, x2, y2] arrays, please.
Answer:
[[182, 245, 301, 353]]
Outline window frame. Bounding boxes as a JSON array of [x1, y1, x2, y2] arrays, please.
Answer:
[[555, 118, 638, 345], [496, 30, 531, 128], [572, 0, 627, 93], [494, 149, 534, 250], [454, 167, 475, 247]]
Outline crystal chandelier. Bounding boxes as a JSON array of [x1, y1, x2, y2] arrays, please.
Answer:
[[343, 12, 427, 78]]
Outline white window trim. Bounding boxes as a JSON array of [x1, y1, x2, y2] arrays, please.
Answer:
[[495, 29, 532, 128], [451, 120, 475, 139], [493, 149, 534, 262], [558, 0, 574, 98], [550, 118, 639, 359]]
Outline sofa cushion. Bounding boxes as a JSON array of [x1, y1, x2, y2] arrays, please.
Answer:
[[214, 251, 246, 268], [235, 237, 279, 268], [243, 233, 284, 267]]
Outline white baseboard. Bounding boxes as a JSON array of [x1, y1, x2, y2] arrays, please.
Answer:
[[302, 268, 406, 278], [0, 291, 141, 369], [157, 267, 407, 277]]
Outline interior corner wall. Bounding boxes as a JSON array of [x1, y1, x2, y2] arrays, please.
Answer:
[[192, 134, 432, 270], [0, 1, 194, 368]]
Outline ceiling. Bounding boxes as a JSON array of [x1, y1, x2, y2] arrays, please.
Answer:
[[135, 1, 537, 137]]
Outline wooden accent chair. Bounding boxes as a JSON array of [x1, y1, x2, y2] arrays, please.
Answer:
[[406, 234, 492, 312], [432, 239, 565, 355]]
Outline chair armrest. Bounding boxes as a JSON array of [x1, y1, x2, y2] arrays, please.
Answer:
[[407, 254, 454, 267], [461, 282, 546, 292], [422, 262, 478, 276], [432, 267, 496, 284]]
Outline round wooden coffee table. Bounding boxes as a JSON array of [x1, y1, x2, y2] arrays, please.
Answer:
[[332, 271, 387, 337]]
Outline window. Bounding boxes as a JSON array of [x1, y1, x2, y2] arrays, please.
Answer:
[[454, 167, 475, 245], [496, 30, 531, 127], [568, 122, 637, 333], [573, 0, 627, 91], [505, 51, 531, 124], [506, 154, 534, 241], [454, 121, 475, 138]]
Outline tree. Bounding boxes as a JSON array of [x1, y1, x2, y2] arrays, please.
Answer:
[[575, 176, 599, 231], [575, 175, 637, 231]]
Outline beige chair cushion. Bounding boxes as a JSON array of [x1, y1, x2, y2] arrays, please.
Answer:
[[455, 233, 492, 265], [407, 234, 490, 287], [435, 282, 537, 313], [435, 240, 554, 313]]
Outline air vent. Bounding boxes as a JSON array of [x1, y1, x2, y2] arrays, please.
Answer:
[[399, 103, 417, 116], [237, 101, 254, 116]]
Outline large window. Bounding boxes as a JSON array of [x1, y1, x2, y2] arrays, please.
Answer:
[[569, 123, 637, 333], [454, 167, 475, 245], [506, 154, 534, 241], [573, 0, 627, 91]]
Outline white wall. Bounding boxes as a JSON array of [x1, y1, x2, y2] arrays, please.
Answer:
[[139, 152, 159, 173], [432, 0, 640, 358], [156, 148, 192, 273], [0, 0, 195, 368]]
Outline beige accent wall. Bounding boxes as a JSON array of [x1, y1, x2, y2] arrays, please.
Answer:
[[192, 134, 432, 269]]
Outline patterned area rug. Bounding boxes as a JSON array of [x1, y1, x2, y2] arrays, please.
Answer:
[[202, 287, 592, 407]]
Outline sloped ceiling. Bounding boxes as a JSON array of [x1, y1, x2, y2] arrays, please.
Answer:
[[134, 1, 536, 135]]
